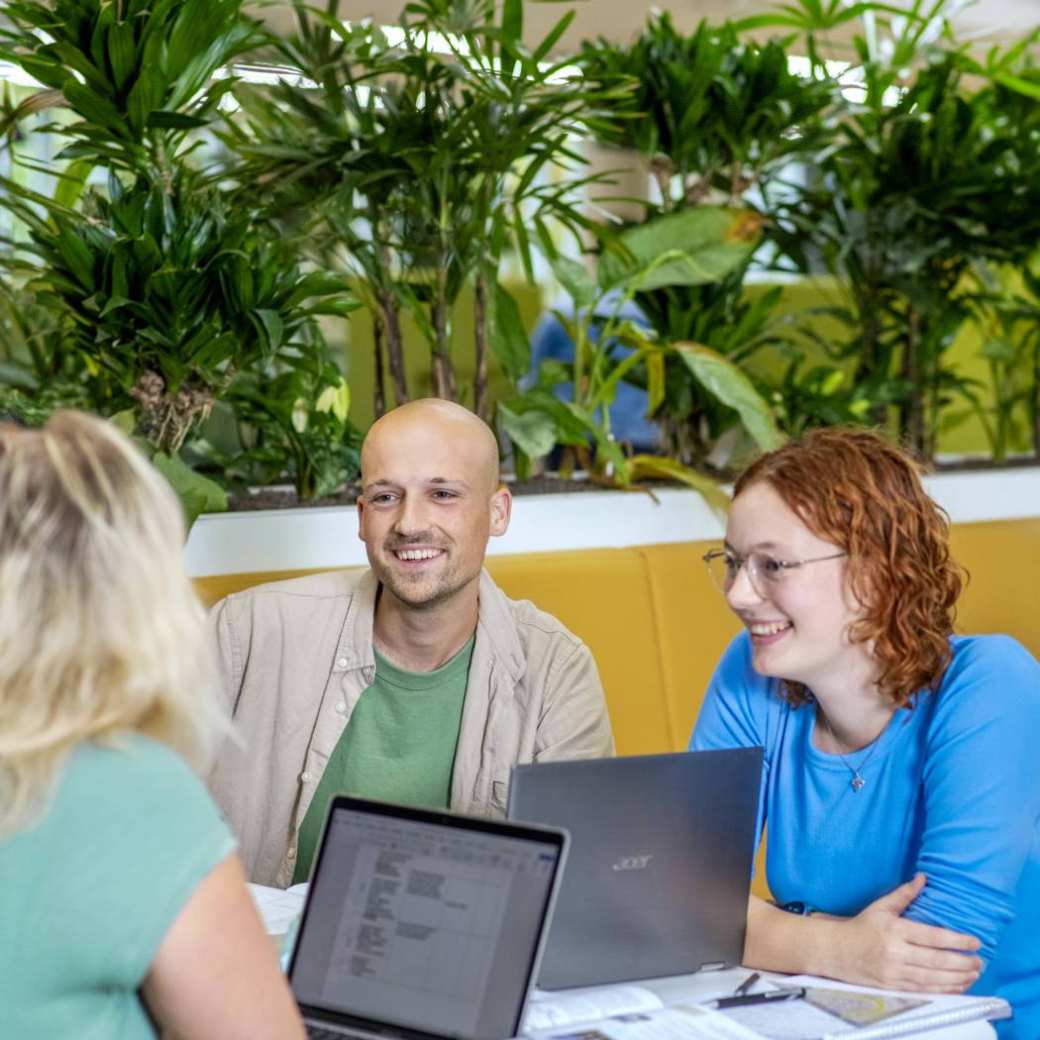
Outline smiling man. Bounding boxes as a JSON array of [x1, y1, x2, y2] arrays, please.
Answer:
[[207, 399, 614, 887]]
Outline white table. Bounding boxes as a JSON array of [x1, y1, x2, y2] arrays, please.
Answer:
[[251, 887, 995, 1039], [530, 967, 996, 1039]]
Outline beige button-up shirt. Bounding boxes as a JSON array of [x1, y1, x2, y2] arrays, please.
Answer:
[[207, 568, 614, 886]]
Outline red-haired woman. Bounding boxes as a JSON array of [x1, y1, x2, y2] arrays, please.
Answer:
[[691, 427, 1040, 1039]]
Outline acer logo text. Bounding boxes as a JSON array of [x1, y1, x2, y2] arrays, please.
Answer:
[[612, 855, 653, 871]]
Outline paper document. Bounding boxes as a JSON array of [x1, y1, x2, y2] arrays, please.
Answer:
[[523, 974, 1007, 1040], [525, 986, 664, 1032], [248, 882, 308, 936], [530, 1003, 762, 1040], [721, 993, 905, 1039]]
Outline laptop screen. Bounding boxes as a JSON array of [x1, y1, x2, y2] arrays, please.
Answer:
[[289, 799, 565, 1040]]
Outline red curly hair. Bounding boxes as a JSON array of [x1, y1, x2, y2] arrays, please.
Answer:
[[734, 426, 966, 707]]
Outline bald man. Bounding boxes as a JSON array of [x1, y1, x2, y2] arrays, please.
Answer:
[[208, 400, 614, 886]]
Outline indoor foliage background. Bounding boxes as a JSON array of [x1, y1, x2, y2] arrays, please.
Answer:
[[0, 0, 1038, 520]]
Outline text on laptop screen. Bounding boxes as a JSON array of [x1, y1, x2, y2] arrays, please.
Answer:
[[291, 808, 561, 1039]]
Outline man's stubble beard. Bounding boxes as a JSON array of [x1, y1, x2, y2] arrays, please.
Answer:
[[373, 554, 475, 612]]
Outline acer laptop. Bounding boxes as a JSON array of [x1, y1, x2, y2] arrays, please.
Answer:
[[288, 796, 568, 1040], [507, 748, 763, 989]]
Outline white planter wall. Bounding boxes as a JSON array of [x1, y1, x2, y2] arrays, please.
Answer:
[[183, 469, 1039, 578]]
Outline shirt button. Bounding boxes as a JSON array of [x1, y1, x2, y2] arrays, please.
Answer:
[[287, 846, 297, 860], [335, 701, 347, 714], [300, 771, 313, 783], [336, 657, 348, 669]]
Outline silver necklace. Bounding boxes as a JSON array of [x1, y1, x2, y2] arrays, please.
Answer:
[[817, 710, 884, 792], [838, 737, 883, 792], [836, 744, 877, 790]]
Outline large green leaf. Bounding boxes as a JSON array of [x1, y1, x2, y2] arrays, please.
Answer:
[[151, 450, 228, 529], [52, 159, 95, 209], [550, 255, 597, 311], [599, 209, 764, 292], [628, 454, 730, 515], [62, 79, 126, 133], [490, 281, 530, 381], [675, 342, 785, 452], [498, 403, 557, 460], [107, 20, 138, 92]]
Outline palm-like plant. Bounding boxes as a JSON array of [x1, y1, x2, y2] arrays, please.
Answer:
[[0, 0, 264, 171], [0, 0, 359, 508], [224, 0, 622, 419], [4, 171, 352, 452], [576, 13, 835, 468], [580, 14, 834, 212], [771, 9, 1040, 456]]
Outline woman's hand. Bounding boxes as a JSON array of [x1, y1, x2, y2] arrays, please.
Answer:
[[828, 873, 983, 993]]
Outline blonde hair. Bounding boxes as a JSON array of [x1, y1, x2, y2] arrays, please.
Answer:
[[0, 411, 224, 835]]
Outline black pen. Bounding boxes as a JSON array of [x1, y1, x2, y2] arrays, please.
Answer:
[[710, 987, 807, 1010], [733, 972, 761, 996]]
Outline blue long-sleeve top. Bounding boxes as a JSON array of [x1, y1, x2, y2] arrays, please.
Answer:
[[690, 633, 1040, 1039]]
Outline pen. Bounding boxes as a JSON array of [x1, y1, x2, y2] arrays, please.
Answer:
[[734, 972, 761, 996], [710, 987, 807, 1010]]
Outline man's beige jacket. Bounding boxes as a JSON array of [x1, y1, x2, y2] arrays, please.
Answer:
[[207, 568, 614, 886]]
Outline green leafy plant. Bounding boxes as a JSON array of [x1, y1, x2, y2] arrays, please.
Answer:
[[580, 14, 833, 213], [220, 354, 361, 501], [4, 173, 352, 449], [0, 0, 265, 173], [500, 207, 782, 504], [222, 0, 622, 419], [0, 0, 361, 511], [764, 0, 1040, 457], [958, 265, 1040, 462], [576, 12, 837, 467]]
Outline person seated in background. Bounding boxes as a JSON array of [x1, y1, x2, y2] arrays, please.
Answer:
[[691, 426, 1040, 1037], [0, 412, 304, 1040], [526, 298, 661, 456], [208, 398, 614, 888]]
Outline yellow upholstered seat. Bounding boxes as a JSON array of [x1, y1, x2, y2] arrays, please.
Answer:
[[192, 518, 1040, 903]]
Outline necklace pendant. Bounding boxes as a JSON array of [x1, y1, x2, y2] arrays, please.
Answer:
[[850, 775, 866, 792]]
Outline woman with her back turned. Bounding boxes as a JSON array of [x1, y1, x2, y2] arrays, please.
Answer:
[[692, 426, 1040, 1039], [0, 412, 305, 1039]]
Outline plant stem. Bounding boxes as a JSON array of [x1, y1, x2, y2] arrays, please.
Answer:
[[372, 313, 387, 419], [473, 271, 489, 421], [376, 242, 408, 407], [431, 266, 456, 401], [381, 289, 408, 406], [900, 307, 926, 455]]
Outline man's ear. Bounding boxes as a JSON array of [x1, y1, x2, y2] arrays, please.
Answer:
[[489, 485, 512, 537], [356, 496, 367, 541]]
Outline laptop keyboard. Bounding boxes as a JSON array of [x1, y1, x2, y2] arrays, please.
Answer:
[[306, 1026, 370, 1040]]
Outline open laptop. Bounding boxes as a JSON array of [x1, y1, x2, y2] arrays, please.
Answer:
[[507, 748, 763, 989], [288, 796, 568, 1040]]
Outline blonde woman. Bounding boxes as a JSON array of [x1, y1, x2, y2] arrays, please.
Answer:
[[0, 412, 305, 1039]]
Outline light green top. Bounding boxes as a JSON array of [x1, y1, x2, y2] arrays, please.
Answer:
[[0, 734, 235, 1039], [294, 636, 475, 882]]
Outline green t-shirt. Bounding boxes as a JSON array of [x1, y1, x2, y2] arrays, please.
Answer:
[[294, 636, 474, 882], [0, 734, 235, 1039]]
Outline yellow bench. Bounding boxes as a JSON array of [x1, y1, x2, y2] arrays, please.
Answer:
[[194, 518, 1040, 899]]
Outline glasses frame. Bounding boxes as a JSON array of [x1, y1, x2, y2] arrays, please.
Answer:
[[702, 547, 847, 597]]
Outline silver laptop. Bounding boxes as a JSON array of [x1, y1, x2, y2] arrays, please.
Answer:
[[288, 796, 568, 1040], [507, 748, 763, 989]]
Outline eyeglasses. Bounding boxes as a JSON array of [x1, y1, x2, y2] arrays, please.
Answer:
[[702, 548, 847, 597]]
